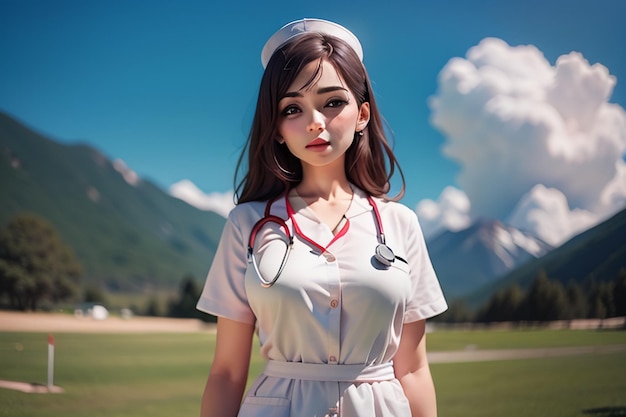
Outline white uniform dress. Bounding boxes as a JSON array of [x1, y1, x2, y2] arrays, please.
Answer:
[[197, 186, 447, 417]]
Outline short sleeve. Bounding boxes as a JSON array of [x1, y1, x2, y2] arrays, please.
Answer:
[[403, 208, 448, 323], [196, 208, 256, 325]]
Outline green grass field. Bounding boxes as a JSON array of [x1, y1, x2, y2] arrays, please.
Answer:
[[0, 329, 625, 417]]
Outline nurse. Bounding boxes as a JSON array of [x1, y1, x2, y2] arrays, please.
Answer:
[[197, 18, 448, 417]]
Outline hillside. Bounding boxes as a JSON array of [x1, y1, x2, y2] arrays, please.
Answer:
[[464, 207, 626, 307], [0, 111, 226, 292]]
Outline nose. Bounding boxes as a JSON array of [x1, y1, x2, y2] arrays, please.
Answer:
[[307, 110, 325, 132]]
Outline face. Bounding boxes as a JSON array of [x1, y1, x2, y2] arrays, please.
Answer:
[[276, 60, 369, 171]]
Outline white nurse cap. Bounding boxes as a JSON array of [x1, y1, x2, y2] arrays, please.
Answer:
[[261, 18, 364, 69]]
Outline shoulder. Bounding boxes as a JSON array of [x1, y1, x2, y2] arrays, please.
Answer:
[[229, 200, 267, 218], [373, 197, 424, 236], [375, 197, 417, 221], [228, 198, 288, 226], [226, 201, 269, 230], [350, 186, 418, 225]]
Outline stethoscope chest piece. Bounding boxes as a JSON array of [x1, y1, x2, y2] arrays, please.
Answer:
[[374, 243, 395, 266]]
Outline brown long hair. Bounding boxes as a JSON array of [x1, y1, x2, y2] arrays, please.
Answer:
[[234, 32, 405, 204]]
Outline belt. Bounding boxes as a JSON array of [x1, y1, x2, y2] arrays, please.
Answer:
[[263, 360, 395, 382]]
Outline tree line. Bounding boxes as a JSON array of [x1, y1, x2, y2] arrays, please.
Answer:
[[437, 269, 626, 324]]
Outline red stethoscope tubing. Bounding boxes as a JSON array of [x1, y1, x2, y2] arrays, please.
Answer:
[[246, 196, 294, 288], [247, 193, 403, 288], [247, 196, 293, 255], [284, 194, 350, 255]]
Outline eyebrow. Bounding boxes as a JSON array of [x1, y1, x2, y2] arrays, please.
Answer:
[[282, 86, 349, 98]]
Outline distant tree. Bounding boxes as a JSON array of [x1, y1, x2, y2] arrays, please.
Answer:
[[0, 214, 82, 310], [478, 284, 524, 323], [565, 281, 588, 319], [613, 269, 626, 317], [168, 274, 201, 318], [520, 270, 569, 321], [168, 274, 215, 322], [434, 300, 475, 323], [588, 281, 615, 319], [145, 296, 164, 317], [83, 285, 108, 304]]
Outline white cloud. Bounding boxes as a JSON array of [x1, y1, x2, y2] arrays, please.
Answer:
[[416, 186, 471, 239], [599, 159, 626, 214], [169, 179, 234, 218], [428, 37, 626, 244], [507, 184, 598, 246]]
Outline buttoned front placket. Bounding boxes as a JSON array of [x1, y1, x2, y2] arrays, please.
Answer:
[[323, 250, 342, 365], [322, 249, 342, 417]]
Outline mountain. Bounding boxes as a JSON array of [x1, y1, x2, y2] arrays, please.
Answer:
[[463, 207, 626, 307], [427, 218, 553, 299], [0, 111, 226, 292]]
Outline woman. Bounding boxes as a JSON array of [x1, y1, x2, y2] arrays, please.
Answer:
[[197, 18, 447, 417]]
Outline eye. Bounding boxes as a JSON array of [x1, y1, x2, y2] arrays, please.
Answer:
[[326, 99, 349, 108], [281, 105, 301, 117]]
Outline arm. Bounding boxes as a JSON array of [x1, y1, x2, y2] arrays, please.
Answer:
[[393, 320, 438, 417], [201, 317, 255, 417]]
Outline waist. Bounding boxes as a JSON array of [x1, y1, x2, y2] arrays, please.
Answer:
[[263, 360, 395, 382]]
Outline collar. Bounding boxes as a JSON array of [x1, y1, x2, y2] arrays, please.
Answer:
[[285, 184, 374, 223]]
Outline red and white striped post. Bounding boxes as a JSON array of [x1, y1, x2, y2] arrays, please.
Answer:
[[47, 334, 55, 390]]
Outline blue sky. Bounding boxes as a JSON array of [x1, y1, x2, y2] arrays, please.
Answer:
[[1, 0, 625, 213]]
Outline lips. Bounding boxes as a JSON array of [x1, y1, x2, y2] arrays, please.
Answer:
[[306, 138, 330, 148]]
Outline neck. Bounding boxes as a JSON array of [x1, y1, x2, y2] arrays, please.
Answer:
[[295, 166, 351, 202]]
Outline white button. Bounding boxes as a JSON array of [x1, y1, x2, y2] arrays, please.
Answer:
[[330, 299, 339, 308]]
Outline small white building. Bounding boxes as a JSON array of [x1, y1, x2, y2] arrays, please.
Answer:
[[74, 303, 109, 320]]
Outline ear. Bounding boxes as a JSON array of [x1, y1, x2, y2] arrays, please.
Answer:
[[276, 135, 285, 145], [356, 102, 370, 132]]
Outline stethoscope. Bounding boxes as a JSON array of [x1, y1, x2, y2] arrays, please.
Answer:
[[247, 193, 407, 288]]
